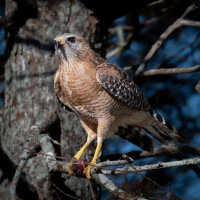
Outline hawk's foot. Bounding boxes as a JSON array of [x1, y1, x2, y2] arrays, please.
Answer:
[[83, 162, 96, 179], [68, 157, 76, 175]]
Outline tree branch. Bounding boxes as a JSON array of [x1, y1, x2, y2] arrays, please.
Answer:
[[10, 110, 200, 200], [106, 26, 133, 58], [142, 65, 200, 76], [195, 81, 200, 93], [10, 151, 31, 200], [0, 1, 17, 29], [10, 109, 59, 200], [100, 157, 200, 175], [135, 4, 198, 76], [102, 145, 200, 162], [11, 132, 200, 199]]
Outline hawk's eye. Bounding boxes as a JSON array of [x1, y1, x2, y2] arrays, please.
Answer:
[[67, 37, 76, 43]]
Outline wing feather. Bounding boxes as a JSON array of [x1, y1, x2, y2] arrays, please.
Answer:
[[96, 62, 152, 112]]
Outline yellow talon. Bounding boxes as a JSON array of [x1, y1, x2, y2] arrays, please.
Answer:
[[68, 158, 75, 175], [83, 162, 96, 179]]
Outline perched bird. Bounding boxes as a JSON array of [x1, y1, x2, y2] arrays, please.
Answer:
[[54, 33, 186, 179]]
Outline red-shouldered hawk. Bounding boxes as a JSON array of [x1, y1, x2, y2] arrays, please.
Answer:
[[54, 33, 186, 179]]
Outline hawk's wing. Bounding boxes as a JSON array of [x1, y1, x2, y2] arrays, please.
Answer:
[[96, 62, 152, 112], [96, 62, 186, 145]]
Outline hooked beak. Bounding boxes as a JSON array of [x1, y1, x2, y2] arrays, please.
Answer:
[[54, 37, 69, 49]]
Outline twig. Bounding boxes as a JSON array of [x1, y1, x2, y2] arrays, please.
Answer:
[[102, 145, 200, 162], [87, 179, 97, 200], [94, 159, 132, 168], [122, 154, 134, 163], [135, 4, 198, 75], [147, 0, 164, 7], [10, 134, 43, 200], [179, 19, 200, 27], [100, 157, 200, 175], [51, 182, 81, 200], [195, 81, 200, 93], [10, 150, 31, 200], [137, 172, 168, 193], [143, 65, 200, 76], [141, 145, 200, 157], [106, 26, 133, 58]]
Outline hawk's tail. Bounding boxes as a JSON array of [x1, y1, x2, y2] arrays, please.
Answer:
[[117, 126, 154, 152], [143, 111, 187, 145], [117, 111, 186, 153]]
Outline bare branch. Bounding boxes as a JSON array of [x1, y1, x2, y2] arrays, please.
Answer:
[[10, 110, 200, 199], [10, 110, 59, 199], [100, 157, 200, 175], [103, 145, 200, 162], [195, 81, 200, 93], [0, 1, 17, 29], [10, 134, 44, 200], [106, 26, 133, 58], [180, 19, 200, 27], [141, 145, 200, 157], [87, 180, 97, 200], [11, 129, 200, 200], [94, 159, 132, 168], [147, 0, 164, 7], [51, 182, 81, 200], [143, 65, 200, 76], [135, 4, 198, 75], [10, 151, 30, 200]]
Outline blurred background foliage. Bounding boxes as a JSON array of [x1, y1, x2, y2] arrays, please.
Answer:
[[101, 1, 200, 199]]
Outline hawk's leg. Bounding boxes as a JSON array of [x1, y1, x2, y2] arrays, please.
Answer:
[[83, 139, 102, 179], [68, 120, 97, 175], [84, 118, 114, 179]]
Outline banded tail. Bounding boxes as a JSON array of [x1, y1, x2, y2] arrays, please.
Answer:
[[117, 111, 186, 153], [143, 111, 186, 145]]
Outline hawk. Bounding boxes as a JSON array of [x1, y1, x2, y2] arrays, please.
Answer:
[[54, 33, 186, 179]]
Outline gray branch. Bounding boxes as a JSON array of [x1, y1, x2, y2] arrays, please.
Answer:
[[10, 110, 200, 200], [143, 65, 200, 76], [100, 157, 200, 175]]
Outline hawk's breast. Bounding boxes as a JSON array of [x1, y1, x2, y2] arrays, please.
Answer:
[[59, 66, 111, 122]]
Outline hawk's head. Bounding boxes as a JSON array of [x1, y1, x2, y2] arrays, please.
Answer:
[[54, 33, 91, 65]]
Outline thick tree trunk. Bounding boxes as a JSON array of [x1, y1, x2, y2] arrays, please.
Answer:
[[0, 0, 105, 199]]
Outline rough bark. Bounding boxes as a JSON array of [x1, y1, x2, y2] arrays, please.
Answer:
[[0, 0, 105, 199]]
